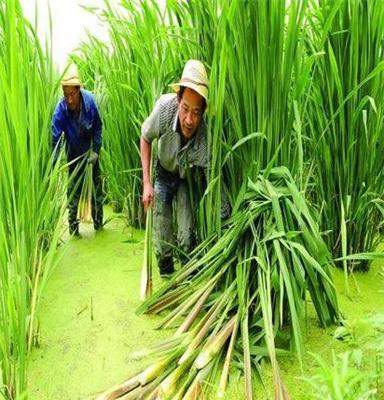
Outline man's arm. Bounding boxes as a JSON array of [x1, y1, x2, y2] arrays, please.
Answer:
[[140, 137, 154, 212], [140, 97, 162, 212]]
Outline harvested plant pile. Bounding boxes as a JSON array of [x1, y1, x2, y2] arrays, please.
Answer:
[[97, 168, 340, 399]]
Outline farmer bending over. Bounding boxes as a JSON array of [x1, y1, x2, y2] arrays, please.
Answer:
[[140, 59, 229, 277], [52, 65, 103, 236]]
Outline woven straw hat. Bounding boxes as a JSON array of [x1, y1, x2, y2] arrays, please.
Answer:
[[61, 65, 82, 87], [170, 60, 208, 102]]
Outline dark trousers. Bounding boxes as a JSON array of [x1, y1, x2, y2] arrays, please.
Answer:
[[68, 160, 103, 232], [153, 178, 195, 271]]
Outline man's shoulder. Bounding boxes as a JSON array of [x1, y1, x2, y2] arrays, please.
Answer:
[[81, 89, 101, 114], [53, 98, 66, 117], [81, 89, 97, 107], [156, 93, 177, 132], [81, 89, 95, 99], [157, 93, 177, 109]]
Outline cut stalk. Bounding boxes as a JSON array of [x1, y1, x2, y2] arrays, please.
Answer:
[[140, 207, 153, 300], [217, 313, 239, 398], [95, 373, 141, 400], [242, 311, 253, 400], [77, 161, 93, 222], [178, 284, 235, 365], [176, 272, 224, 335], [194, 316, 236, 370], [157, 352, 195, 399], [182, 363, 212, 400], [138, 350, 181, 386]]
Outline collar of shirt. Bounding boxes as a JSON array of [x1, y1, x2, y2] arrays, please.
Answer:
[[172, 110, 178, 132]]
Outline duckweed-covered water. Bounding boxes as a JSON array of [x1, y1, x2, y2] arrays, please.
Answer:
[[27, 213, 384, 399]]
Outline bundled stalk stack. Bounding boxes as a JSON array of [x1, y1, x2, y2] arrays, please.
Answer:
[[97, 168, 340, 399], [77, 162, 94, 223]]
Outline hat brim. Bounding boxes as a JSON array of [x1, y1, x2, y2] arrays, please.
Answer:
[[169, 81, 208, 103], [61, 78, 82, 87]]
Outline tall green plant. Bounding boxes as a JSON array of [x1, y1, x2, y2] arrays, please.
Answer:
[[304, 0, 384, 269], [304, 350, 378, 400], [0, 1, 65, 397], [194, 0, 310, 238], [76, 0, 384, 266], [74, 0, 196, 227]]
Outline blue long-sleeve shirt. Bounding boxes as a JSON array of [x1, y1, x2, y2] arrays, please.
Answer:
[[52, 89, 102, 161]]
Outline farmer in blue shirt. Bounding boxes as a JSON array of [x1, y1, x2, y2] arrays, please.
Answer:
[[52, 66, 103, 236]]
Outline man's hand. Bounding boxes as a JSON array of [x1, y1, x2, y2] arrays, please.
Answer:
[[87, 151, 98, 166], [142, 182, 154, 212]]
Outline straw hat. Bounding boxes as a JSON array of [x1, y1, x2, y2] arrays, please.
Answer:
[[170, 60, 208, 102], [61, 65, 82, 87]]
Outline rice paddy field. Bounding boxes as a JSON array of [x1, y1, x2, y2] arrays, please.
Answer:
[[1, 0, 384, 399], [26, 213, 384, 400]]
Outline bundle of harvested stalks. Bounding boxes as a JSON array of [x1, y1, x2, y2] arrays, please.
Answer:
[[77, 162, 93, 222], [98, 167, 340, 399]]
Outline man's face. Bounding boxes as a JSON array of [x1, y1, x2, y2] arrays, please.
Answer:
[[63, 86, 80, 112], [177, 88, 204, 140]]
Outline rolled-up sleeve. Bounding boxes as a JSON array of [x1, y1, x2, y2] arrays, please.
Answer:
[[141, 98, 162, 143]]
